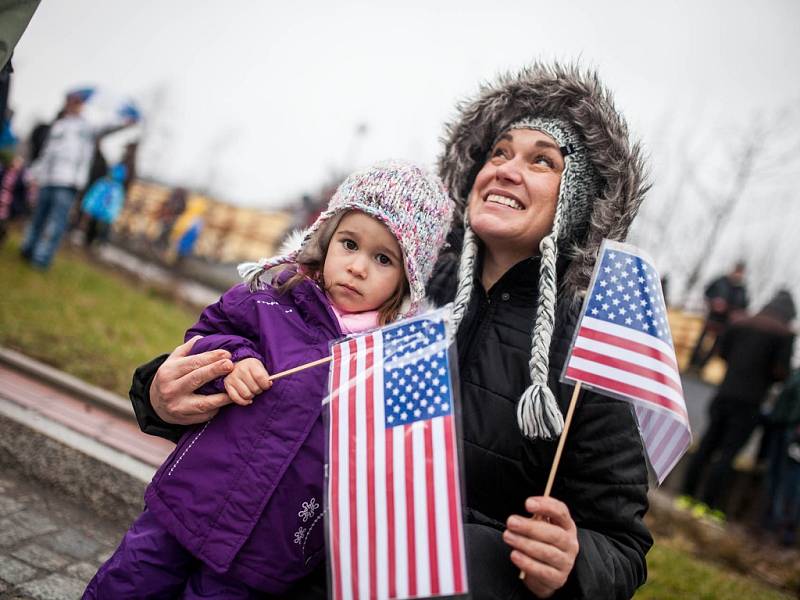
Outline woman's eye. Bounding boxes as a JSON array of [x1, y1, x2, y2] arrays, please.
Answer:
[[376, 254, 392, 266], [343, 239, 357, 250], [533, 155, 555, 168], [491, 146, 509, 159]]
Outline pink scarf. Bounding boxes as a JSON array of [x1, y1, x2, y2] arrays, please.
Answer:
[[328, 297, 381, 334]]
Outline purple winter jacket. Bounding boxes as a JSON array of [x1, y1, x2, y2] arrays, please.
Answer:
[[144, 278, 342, 593]]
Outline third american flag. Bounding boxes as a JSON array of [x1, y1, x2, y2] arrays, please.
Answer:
[[562, 240, 692, 483], [326, 309, 468, 600]]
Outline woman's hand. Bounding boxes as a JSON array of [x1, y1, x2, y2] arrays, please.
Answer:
[[150, 336, 235, 425], [503, 496, 579, 599]]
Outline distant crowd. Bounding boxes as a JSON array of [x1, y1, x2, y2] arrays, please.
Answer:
[[680, 262, 799, 547]]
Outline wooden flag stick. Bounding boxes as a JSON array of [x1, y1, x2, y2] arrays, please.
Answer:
[[519, 381, 582, 581], [543, 381, 582, 497], [268, 355, 333, 381]]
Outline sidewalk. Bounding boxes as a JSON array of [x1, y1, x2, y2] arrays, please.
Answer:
[[0, 464, 126, 600], [0, 351, 173, 599]]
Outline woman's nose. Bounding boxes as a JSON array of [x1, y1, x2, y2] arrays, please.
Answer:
[[495, 157, 523, 183]]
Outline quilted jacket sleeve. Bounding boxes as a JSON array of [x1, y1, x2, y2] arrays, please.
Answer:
[[184, 286, 265, 394]]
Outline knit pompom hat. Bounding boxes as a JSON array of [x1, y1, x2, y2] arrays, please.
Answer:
[[441, 62, 649, 441], [239, 160, 453, 319]]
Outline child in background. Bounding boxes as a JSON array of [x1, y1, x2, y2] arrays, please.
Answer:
[[85, 160, 453, 599], [0, 154, 34, 242], [79, 163, 127, 247]]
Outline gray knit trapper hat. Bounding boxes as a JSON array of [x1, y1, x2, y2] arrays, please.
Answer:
[[238, 160, 453, 319], [441, 62, 649, 441]]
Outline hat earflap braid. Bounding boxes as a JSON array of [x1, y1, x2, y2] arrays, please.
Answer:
[[517, 169, 570, 441], [450, 211, 479, 332]]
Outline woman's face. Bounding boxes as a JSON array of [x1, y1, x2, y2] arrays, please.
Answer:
[[468, 128, 564, 256]]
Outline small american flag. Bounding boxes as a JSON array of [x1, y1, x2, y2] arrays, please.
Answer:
[[562, 240, 692, 484], [326, 309, 468, 600]]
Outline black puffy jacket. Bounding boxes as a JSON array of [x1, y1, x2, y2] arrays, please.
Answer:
[[431, 254, 652, 600]]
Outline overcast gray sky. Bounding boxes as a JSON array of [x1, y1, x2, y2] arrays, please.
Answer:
[[10, 0, 800, 205]]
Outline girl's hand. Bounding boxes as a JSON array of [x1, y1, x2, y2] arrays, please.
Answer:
[[223, 358, 272, 405], [503, 496, 579, 599]]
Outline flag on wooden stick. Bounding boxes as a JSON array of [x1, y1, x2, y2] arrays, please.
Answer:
[[562, 240, 692, 484], [326, 308, 468, 600]]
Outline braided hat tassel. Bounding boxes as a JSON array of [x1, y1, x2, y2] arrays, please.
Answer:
[[516, 169, 571, 440], [449, 213, 479, 331]]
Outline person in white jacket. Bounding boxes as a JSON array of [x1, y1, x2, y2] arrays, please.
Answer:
[[21, 90, 132, 269]]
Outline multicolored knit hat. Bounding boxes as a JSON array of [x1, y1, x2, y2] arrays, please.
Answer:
[[238, 160, 453, 319]]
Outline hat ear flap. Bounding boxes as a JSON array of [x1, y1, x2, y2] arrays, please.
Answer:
[[450, 211, 479, 332]]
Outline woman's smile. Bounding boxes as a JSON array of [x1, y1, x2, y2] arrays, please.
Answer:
[[484, 191, 524, 211]]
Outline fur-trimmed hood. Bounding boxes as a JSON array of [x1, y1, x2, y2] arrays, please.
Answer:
[[437, 61, 649, 305]]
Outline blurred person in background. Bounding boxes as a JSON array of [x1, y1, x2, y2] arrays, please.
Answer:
[[762, 366, 800, 546], [120, 141, 138, 191], [155, 186, 188, 252], [681, 290, 795, 514], [20, 90, 134, 268], [0, 153, 35, 241], [27, 118, 54, 164], [79, 163, 127, 247], [0, 107, 17, 164], [687, 261, 749, 373]]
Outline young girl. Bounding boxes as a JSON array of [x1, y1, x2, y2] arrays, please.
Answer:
[[85, 160, 453, 599]]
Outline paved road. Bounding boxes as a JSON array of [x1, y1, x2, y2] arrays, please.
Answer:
[[681, 374, 715, 438], [0, 465, 127, 600]]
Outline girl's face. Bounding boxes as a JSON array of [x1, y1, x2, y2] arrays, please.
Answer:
[[323, 211, 405, 314], [468, 128, 564, 256]]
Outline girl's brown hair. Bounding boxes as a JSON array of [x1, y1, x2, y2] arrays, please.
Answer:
[[274, 225, 409, 326]]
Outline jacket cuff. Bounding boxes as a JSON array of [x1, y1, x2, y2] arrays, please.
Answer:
[[129, 354, 187, 444], [230, 347, 263, 364]]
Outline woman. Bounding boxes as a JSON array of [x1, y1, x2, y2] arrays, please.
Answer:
[[130, 62, 652, 599]]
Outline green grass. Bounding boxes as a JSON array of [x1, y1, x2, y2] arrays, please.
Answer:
[[0, 232, 198, 396], [635, 536, 792, 600]]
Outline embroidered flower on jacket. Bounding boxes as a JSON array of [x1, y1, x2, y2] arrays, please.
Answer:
[[298, 497, 320, 522], [293, 526, 307, 545]]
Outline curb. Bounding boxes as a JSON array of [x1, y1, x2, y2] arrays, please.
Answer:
[[0, 397, 149, 525], [0, 346, 134, 420]]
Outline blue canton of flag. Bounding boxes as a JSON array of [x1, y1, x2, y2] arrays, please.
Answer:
[[585, 248, 672, 345], [382, 319, 452, 428]]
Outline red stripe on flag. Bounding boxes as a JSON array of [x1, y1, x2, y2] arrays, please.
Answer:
[[578, 326, 679, 372], [385, 429, 396, 598], [330, 343, 343, 600], [570, 346, 683, 396], [347, 341, 359, 599], [651, 416, 683, 465], [565, 366, 688, 419], [424, 421, 440, 595], [363, 336, 376, 599], [405, 426, 417, 597], [444, 415, 465, 593]]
